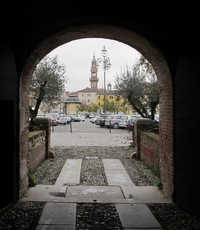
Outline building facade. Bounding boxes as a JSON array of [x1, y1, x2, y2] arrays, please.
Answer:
[[75, 55, 132, 114], [29, 54, 133, 115]]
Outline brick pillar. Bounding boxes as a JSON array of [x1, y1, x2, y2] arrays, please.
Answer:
[[32, 117, 51, 158], [134, 118, 153, 159]]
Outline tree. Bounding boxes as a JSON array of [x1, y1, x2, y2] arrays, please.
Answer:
[[77, 103, 100, 114], [29, 55, 67, 123], [114, 55, 159, 119]]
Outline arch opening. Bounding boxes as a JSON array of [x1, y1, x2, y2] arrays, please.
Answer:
[[19, 25, 173, 200]]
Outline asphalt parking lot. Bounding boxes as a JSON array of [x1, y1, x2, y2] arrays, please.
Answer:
[[50, 118, 133, 147]]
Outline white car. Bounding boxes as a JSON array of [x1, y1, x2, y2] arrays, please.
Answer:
[[76, 115, 85, 122], [47, 112, 71, 125], [90, 116, 97, 124], [105, 114, 123, 129], [57, 115, 71, 125], [118, 115, 133, 129]]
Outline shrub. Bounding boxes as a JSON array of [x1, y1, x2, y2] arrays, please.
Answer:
[[28, 172, 37, 187]]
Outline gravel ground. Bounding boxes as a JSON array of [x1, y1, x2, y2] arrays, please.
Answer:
[[0, 146, 200, 229]]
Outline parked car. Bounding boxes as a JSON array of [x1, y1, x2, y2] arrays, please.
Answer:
[[46, 114, 58, 126], [126, 115, 141, 131], [68, 114, 81, 122], [105, 114, 123, 129], [118, 115, 134, 129], [153, 114, 159, 128], [90, 116, 97, 124], [95, 114, 112, 127], [57, 115, 71, 125], [76, 115, 86, 122], [88, 113, 95, 119], [46, 112, 71, 125]]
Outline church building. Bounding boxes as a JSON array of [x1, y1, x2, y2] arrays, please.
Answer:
[[77, 55, 105, 105]]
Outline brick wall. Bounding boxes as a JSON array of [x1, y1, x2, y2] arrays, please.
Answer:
[[139, 131, 160, 174], [28, 130, 46, 172]]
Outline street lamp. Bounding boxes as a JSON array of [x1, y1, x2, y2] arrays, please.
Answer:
[[96, 46, 111, 113]]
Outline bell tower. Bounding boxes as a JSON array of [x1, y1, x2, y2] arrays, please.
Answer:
[[90, 55, 99, 89]]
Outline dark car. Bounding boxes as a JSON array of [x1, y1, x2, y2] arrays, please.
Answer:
[[95, 114, 111, 127], [126, 115, 141, 131]]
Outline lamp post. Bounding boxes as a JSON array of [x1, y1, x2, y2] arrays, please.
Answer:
[[96, 46, 111, 113]]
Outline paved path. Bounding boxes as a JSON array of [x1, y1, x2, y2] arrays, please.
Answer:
[[50, 119, 133, 147], [22, 156, 171, 229], [22, 121, 171, 229]]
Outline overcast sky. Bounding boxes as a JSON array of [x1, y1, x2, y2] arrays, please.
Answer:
[[48, 38, 140, 92]]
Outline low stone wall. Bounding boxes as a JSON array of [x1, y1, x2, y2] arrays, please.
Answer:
[[28, 117, 51, 173], [28, 130, 46, 172], [139, 131, 160, 174], [132, 118, 160, 176]]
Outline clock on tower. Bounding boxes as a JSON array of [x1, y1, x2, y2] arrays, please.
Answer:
[[92, 82, 97, 88]]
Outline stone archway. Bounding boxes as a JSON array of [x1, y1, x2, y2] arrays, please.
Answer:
[[19, 25, 173, 199]]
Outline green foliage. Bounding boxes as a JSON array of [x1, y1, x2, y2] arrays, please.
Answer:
[[157, 180, 163, 190], [29, 55, 68, 119], [153, 165, 162, 190], [77, 103, 99, 113], [30, 55, 67, 103], [114, 54, 159, 119], [28, 172, 37, 187]]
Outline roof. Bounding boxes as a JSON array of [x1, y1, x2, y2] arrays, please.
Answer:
[[63, 95, 82, 104], [77, 87, 117, 95], [77, 87, 103, 93]]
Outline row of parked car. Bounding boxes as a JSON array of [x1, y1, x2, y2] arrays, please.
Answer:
[[37, 112, 85, 126], [91, 113, 160, 130], [44, 113, 71, 126], [91, 113, 142, 130]]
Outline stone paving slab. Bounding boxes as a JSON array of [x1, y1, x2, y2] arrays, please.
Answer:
[[102, 159, 127, 170], [116, 203, 162, 229], [36, 202, 76, 230], [105, 169, 136, 186], [21, 185, 68, 202], [20, 184, 130, 203], [103, 159, 136, 186], [121, 186, 172, 203], [65, 186, 125, 200], [35, 201, 163, 230], [37, 225, 74, 230], [55, 159, 82, 186]]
